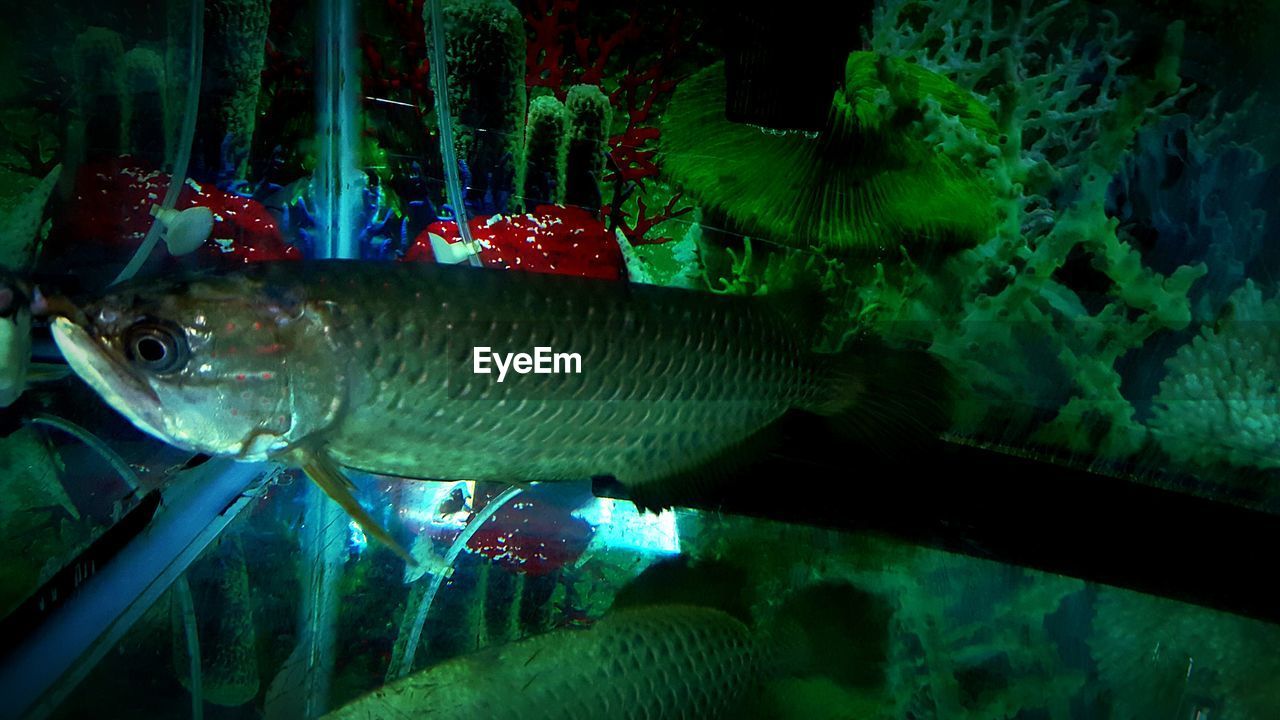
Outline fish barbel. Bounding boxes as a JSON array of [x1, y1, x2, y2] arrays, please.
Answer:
[[48, 260, 945, 558]]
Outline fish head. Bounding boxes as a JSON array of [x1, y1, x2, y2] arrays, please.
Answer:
[[50, 273, 347, 460]]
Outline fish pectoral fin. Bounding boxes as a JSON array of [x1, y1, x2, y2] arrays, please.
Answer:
[[294, 449, 417, 567]]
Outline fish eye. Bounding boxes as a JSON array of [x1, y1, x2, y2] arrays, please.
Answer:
[[123, 321, 189, 374]]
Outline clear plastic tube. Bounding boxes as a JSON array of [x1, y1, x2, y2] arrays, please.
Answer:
[[111, 0, 205, 286], [427, 0, 481, 267]]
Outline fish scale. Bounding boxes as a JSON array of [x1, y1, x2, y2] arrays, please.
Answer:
[[322, 605, 773, 720], [273, 261, 825, 486], [52, 259, 941, 561]]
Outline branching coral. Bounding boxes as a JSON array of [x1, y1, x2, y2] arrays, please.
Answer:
[[1110, 112, 1274, 322], [857, 0, 1204, 457], [523, 0, 691, 245], [1148, 280, 1280, 470]]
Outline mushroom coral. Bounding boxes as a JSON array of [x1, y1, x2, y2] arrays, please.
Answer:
[[659, 52, 998, 253], [1148, 280, 1280, 471]]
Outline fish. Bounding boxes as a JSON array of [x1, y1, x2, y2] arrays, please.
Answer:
[[322, 558, 876, 720], [46, 260, 947, 560], [322, 603, 773, 720]]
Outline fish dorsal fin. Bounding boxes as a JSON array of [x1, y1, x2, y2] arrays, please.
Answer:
[[292, 448, 416, 566]]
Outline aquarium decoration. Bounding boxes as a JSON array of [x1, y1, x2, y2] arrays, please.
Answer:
[[661, 54, 997, 253], [60, 160, 299, 267], [0, 165, 60, 270], [1149, 280, 1280, 471], [405, 204, 625, 278], [194, 0, 272, 181], [844, 0, 1211, 462], [170, 537, 260, 707]]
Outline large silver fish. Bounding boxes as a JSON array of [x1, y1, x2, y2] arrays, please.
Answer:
[[322, 604, 777, 720], [48, 261, 944, 558]]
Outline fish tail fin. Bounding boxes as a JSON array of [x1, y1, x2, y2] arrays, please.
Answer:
[[804, 338, 953, 450], [295, 449, 417, 567], [767, 583, 893, 686]]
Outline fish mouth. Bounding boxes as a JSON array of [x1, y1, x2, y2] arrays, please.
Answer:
[[51, 317, 172, 443]]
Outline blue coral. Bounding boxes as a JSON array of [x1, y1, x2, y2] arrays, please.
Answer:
[[1108, 114, 1277, 321]]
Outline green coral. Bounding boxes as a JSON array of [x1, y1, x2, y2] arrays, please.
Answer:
[[563, 84, 611, 212], [71, 27, 126, 156], [521, 94, 569, 207], [198, 0, 271, 174], [172, 536, 260, 706], [1148, 281, 1280, 470], [660, 53, 997, 253], [122, 48, 169, 158], [0, 164, 60, 269], [853, 2, 1201, 458], [436, 0, 526, 213], [0, 427, 80, 619]]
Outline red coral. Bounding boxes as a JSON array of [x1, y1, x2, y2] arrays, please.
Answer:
[[405, 204, 625, 280], [603, 192, 692, 247], [360, 0, 432, 104], [523, 1, 689, 244], [526, 0, 575, 94], [58, 158, 300, 266]]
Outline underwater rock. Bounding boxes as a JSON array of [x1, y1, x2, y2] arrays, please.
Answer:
[[661, 53, 996, 253], [1148, 280, 1280, 470], [196, 0, 272, 178], [563, 84, 611, 213], [406, 204, 625, 279], [121, 48, 169, 159], [434, 0, 526, 215], [522, 95, 569, 208], [71, 27, 127, 158], [54, 158, 299, 268]]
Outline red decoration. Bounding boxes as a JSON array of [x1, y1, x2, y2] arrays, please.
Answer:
[[360, 0, 433, 105], [463, 490, 594, 577], [522, 0, 691, 245], [602, 191, 691, 247], [60, 158, 300, 266], [405, 204, 625, 280]]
